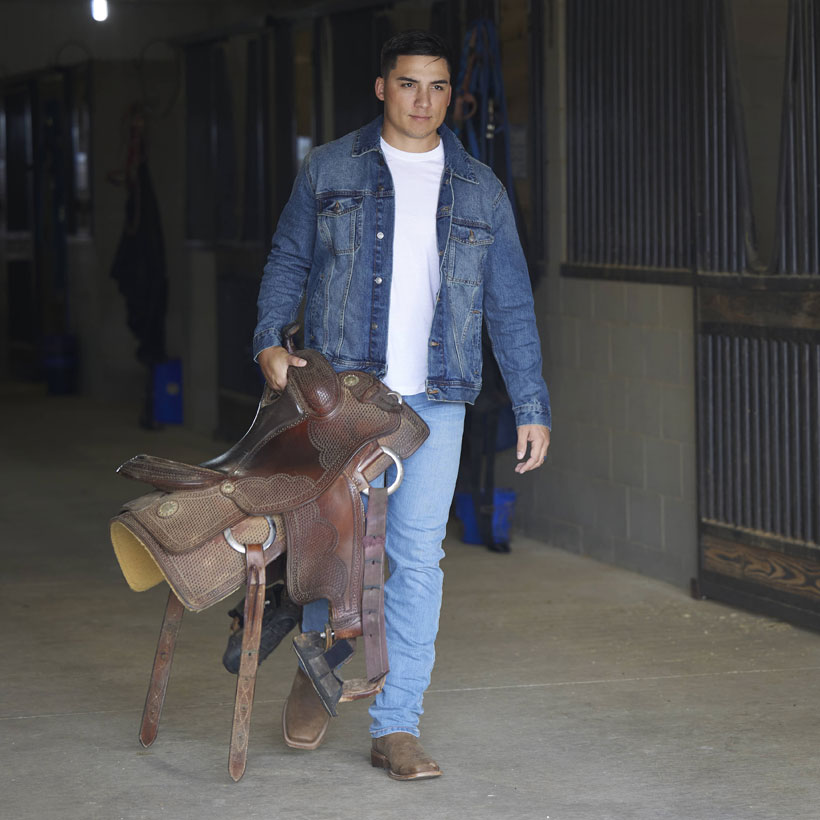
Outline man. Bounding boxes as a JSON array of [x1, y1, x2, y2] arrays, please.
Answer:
[[254, 29, 550, 780]]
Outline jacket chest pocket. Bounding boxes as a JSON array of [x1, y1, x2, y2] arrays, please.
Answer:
[[448, 219, 494, 284], [317, 195, 363, 255]]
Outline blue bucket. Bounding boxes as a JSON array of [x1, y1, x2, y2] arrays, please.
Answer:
[[153, 359, 183, 424], [454, 488, 516, 545], [43, 334, 79, 395]]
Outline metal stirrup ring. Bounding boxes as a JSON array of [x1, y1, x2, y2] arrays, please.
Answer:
[[362, 446, 403, 496], [224, 515, 277, 554]]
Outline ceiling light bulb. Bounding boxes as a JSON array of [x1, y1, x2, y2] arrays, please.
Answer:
[[91, 0, 108, 22]]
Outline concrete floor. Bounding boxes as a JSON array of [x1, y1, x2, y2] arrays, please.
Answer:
[[3, 385, 820, 820]]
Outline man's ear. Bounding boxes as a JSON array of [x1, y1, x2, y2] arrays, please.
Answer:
[[374, 76, 385, 101]]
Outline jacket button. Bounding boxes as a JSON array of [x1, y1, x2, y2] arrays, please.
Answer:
[[371, 322, 378, 330], [374, 276, 383, 284], [376, 231, 384, 240], [430, 340, 440, 347], [427, 388, 439, 395], [438, 250, 444, 256]]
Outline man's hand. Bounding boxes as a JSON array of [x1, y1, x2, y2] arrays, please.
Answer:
[[514, 424, 551, 474], [257, 346, 307, 391]]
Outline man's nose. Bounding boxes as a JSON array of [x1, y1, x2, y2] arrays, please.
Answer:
[[415, 89, 431, 108]]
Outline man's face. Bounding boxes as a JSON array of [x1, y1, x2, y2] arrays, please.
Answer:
[[375, 54, 451, 152]]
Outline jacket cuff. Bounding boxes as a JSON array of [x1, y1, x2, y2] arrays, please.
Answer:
[[512, 401, 551, 430], [252, 328, 283, 362]]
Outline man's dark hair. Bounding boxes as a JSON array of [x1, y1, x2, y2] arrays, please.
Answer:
[[380, 30, 453, 79]]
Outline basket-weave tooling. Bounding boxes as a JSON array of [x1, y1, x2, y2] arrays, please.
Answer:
[[109, 348, 428, 780]]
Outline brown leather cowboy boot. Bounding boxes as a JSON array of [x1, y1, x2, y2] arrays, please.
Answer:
[[370, 732, 442, 780], [282, 666, 330, 749]]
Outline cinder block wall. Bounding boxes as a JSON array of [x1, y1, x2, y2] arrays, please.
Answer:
[[511, 276, 698, 589]]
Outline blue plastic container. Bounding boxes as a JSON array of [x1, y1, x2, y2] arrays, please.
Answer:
[[43, 334, 78, 395], [153, 359, 183, 424], [454, 488, 516, 545]]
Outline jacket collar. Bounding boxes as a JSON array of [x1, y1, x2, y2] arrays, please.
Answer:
[[352, 116, 479, 184]]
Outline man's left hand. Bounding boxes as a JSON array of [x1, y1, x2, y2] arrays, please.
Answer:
[[515, 425, 551, 474]]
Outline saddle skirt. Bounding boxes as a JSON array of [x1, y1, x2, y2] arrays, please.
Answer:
[[110, 349, 429, 625]]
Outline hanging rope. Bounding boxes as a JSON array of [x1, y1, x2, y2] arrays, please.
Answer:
[[453, 18, 518, 224]]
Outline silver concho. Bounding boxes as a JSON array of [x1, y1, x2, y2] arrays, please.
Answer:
[[157, 500, 179, 518]]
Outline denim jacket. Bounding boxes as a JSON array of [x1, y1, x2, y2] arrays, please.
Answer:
[[254, 117, 551, 428]]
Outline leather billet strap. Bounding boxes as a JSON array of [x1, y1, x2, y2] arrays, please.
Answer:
[[139, 589, 185, 748], [362, 486, 389, 683], [228, 542, 266, 782]]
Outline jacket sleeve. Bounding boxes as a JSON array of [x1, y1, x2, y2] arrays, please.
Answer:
[[482, 184, 552, 429], [253, 153, 318, 359]]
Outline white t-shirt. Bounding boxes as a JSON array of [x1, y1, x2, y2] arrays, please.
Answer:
[[380, 137, 445, 395]]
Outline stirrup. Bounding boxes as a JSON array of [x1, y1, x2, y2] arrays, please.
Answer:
[[222, 582, 300, 674], [292, 631, 355, 717]]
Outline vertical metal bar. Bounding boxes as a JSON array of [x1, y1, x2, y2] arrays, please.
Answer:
[[814, 342, 820, 542], [722, 335, 732, 521], [574, 0, 585, 261], [604, 0, 614, 263], [655, 0, 665, 270], [797, 0, 809, 274], [809, 1, 819, 274], [565, 0, 574, 259], [787, 4, 799, 274], [700, 0, 711, 271], [801, 342, 811, 542], [714, 334, 724, 521], [567, 0, 575, 259], [578, 0, 588, 262], [773, 0, 796, 274], [761, 338, 772, 532], [611, 0, 621, 264], [718, 2, 729, 272], [639, 0, 649, 266], [740, 336, 751, 528], [594, 2, 604, 262], [698, 334, 709, 517], [780, 340, 791, 538], [705, 332, 715, 519], [751, 337, 762, 530], [668, 1, 678, 268], [625, 0, 636, 265], [663, 1, 672, 268], [790, 341, 801, 538], [770, 339, 781, 533], [732, 335, 742, 524]]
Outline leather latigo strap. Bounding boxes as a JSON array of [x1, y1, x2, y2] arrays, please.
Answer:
[[228, 543, 266, 782], [362, 486, 389, 683], [139, 589, 185, 748]]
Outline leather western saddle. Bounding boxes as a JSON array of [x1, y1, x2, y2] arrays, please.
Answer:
[[110, 341, 428, 780]]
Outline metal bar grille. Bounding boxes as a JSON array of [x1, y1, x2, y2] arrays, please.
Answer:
[[773, 0, 820, 275], [566, 0, 764, 275], [565, 0, 695, 269], [698, 332, 820, 545]]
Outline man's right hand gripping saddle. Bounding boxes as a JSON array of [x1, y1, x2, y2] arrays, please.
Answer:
[[109, 348, 429, 780]]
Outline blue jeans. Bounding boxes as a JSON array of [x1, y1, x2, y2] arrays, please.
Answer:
[[301, 393, 466, 737]]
